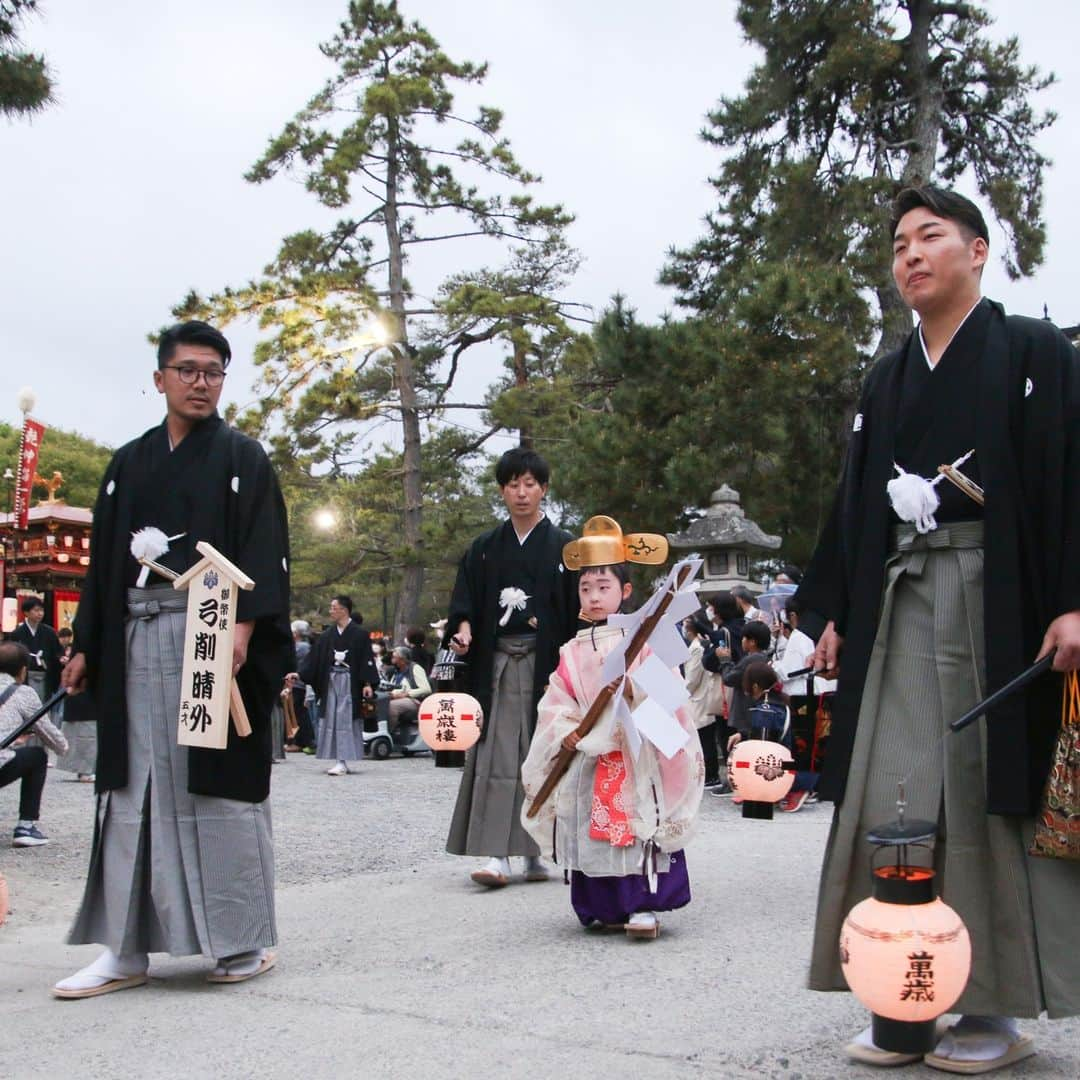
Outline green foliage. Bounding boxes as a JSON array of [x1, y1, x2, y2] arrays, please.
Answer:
[[664, 0, 1055, 332], [0, 421, 112, 510], [533, 299, 856, 566], [0, 1, 53, 118], [283, 429, 496, 629]]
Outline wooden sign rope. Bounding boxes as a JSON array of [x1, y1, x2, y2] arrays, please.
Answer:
[[137, 553, 252, 739], [525, 563, 694, 819]]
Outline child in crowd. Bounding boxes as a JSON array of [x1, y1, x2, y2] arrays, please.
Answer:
[[520, 517, 703, 940], [0, 642, 68, 846]]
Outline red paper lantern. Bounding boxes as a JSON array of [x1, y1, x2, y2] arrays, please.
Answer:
[[840, 819, 972, 1054], [418, 692, 484, 752], [727, 738, 795, 819]]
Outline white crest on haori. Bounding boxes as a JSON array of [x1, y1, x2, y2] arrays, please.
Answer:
[[106, 480, 116, 495], [17, 386, 36, 415], [231, 476, 240, 493], [497, 587, 530, 627], [853, 413, 864, 432], [1025, 378, 1034, 398]]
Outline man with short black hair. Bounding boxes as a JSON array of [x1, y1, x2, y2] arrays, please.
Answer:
[[55, 319, 291, 998], [445, 447, 578, 887], [295, 594, 378, 775], [12, 596, 61, 701], [800, 185, 1080, 1069]]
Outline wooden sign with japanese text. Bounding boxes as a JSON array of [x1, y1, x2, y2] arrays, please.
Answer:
[[174, 542, 255, 751]]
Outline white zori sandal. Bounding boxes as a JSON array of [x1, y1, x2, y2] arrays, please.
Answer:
[[52, 949, 149, 1000], [923, 1017, 1036, 1075], [625, 912, 659, 940], [206, 949, 277, 984]]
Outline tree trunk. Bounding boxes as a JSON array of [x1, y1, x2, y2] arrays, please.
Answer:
[[384, 115, 424, 639], [511, 314, 533, 448], [875, 0, 951, 357]]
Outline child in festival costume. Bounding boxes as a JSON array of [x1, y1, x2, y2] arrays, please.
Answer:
[[520, 517, 704, 939]]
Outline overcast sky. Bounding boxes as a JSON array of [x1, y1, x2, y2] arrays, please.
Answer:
[[2, 1, 1077, 457]]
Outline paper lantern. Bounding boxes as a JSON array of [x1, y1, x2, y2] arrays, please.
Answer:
[[727, 738, 795, 819], [839, 819, 971, 1054], [418, 692, 483, 751]]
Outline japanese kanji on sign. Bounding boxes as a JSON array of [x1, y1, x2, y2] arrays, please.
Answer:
[[172, 541, 256, 750]]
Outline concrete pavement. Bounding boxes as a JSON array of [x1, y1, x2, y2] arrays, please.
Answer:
[[1, 753, 1076, 1079]]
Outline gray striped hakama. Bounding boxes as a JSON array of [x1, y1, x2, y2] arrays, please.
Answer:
[[809, 522, 1080, 1018], [446, 635, 541, 858], [58, 717, 97, 776], [68, 587, 276, 960], [315, 666, 364, 762]]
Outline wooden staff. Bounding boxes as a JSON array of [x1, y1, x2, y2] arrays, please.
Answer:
[[137, 557, 252, 737], [525, 563, 694, 819], [937, 462, 984, 506]]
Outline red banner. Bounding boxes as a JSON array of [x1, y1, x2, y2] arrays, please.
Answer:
[[15, 417, 46, 529]]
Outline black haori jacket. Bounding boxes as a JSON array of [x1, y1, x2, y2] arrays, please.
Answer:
[[446, 518, 578, 740], [74, 417, 292, 803], [798, 302, 1080, 816]]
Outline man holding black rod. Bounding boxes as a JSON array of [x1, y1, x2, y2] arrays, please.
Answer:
[[799, 186, 1080, 1073]]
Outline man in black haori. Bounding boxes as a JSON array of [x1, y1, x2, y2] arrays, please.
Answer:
[[799, 186, 1080, 1073], [296, 594, 378, 775], [445, 448, 578, 887], [12, 596, 62, 701], [55, 320, 291, 998]]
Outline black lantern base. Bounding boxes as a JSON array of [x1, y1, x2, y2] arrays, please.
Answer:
[[872, 1014, 938, 1055], [741, 799, 774, 820], [434, 750, 465, 768]]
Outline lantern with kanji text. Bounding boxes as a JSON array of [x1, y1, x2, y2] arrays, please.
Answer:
[[418, 692, 483, 752], [839, 814, 971, 1055]]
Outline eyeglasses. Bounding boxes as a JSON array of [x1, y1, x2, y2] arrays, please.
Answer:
[[163, 365, 227, 387]]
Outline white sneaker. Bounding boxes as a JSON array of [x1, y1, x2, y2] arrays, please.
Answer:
[[326, 763, 348, 776]]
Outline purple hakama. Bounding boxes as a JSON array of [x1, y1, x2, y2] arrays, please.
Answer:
[[570, 851, 691, 926]]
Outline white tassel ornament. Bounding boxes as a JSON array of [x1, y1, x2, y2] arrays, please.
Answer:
[[130, 527, 185, 587], [887, 450, 976, 535], [497, 587, 530, 627]]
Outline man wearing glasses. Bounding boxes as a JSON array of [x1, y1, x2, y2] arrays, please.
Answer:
[[55, 321, 292, 997]]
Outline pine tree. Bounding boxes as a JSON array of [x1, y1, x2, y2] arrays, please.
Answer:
[[172, 0, 573, 635], [0, 0, 53, 118], [664, 0, 1055, 353]]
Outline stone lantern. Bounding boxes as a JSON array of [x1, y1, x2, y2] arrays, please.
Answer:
[[666, 484, 780, 594]]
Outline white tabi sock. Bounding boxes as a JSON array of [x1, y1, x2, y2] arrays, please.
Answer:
[[211, 949, 267, 978], [932, 1016, 1022, 1063], [482, 857, 511, 878], [54, 948, 148, 992]]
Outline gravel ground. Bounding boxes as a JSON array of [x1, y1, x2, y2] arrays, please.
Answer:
[[1, 752, 1077, 1079]]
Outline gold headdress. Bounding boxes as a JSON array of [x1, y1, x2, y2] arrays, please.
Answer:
[[562, 515, 669, 570]]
